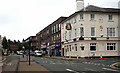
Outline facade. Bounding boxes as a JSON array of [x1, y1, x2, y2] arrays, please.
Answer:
[[24, 36, 37, 51], [36, 17, 67, 56], [61, 5, 120, 57], [0, 35, 2, 49], [8, 40, 19, 52]]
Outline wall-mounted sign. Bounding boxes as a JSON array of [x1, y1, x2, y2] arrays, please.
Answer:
[[66, 23, 72, 30], [100, 25, 103, 31]]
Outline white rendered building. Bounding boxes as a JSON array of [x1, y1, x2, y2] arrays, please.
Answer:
[[61, 4, 120, 57]]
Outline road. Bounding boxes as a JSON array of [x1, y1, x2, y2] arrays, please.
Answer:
[[33, 57, 120, 73]]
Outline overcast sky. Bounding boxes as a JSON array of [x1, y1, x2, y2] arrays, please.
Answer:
[[0, 0, 120, 42]]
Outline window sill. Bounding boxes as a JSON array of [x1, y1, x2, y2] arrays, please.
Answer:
[[108, 20, 114, 22], [79, 19, 84, 22], [90, 19, 96, 21]]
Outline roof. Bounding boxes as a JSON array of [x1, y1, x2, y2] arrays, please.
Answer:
[[61, 5, 120, 23]]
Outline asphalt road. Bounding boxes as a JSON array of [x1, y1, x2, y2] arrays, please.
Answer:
[[33, 57, 120, 73]]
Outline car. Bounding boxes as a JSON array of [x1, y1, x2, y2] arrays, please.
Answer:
[[34, 51, 42, 57], [17, 51, 23, 55]]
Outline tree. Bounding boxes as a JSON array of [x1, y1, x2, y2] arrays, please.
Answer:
[[2, 37, 8, 49]]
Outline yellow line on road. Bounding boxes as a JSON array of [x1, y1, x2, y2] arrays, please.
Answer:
[[110, 62, 120, 69]]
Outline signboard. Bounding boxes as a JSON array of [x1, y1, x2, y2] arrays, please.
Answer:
[[66, 23, 72, 30]]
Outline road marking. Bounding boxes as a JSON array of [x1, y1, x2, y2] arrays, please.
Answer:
[[66, 69, 79, 73], [102, 68, 119, 72], [66, 69, 73, 72]]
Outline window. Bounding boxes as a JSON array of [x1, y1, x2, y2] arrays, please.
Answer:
[[108, 15, 112, 21], [91, 27, 95, 36], [75, 29, 77, 37], [62, 24, 64, 29], [54, 35, 55, 40], [80, 27, 84, 36], [80, 14, 84, 20], [65, 32, 67, 40], [107, 43, 116, 51], [75, 44, 77, 51], [74, 17, 76, 23], [40, 34, 42, 37], [57, 34, 58, 39], [56, 24, 58, 32], [107, 28, 115, 37], [67, 45, 69, 52], [59, 33, 60, 39], [90, 43, 96, 51], [81, 46, 84, 51], [54, 25, 55, 33], [59, 24, 61, 31], [52, 27, 53, 34], [63, 34, 64, 40], [90, 14, 95, 20], [72, 45, 74, 51], [69, 31, 71, 40], [69, 45, 71, 51]]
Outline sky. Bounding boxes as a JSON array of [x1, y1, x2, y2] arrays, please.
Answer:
[[0, 0, 120, 42]]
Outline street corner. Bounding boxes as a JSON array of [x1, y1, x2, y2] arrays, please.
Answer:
[[110, 62, 120, 70]]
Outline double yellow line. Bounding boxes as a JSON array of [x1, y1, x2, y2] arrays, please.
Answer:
[[110, 62, 120, 69]]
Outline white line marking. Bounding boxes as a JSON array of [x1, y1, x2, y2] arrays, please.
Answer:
[[66, 69, 79, 73], [102, 68, 119, 72], [66, 69, 73, 72]]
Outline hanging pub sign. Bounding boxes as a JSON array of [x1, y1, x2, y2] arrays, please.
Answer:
[[66, 23, 72, 30]]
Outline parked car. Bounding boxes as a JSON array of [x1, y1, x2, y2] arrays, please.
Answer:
[[34, 51, 42, 57], [17, 51, 23, 55]]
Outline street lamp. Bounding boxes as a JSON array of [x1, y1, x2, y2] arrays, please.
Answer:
[[22, 46, 25, 58]]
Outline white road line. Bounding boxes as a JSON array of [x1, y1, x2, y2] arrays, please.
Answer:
[[66, 69, 73, 72], [66, 69, 79, 73], [102, 68, 119, 72]]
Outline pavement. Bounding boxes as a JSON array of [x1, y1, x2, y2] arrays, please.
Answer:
[[18, 57, 49, 72]]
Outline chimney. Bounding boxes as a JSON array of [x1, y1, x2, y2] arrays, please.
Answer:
[[76, 0, 84, 11]]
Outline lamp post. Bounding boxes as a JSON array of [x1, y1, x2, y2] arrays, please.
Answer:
[[22, 46, 25, 58], [29, 39, 31, 65]]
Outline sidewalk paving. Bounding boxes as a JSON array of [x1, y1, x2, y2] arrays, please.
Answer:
[[18, 58, 49, 72]]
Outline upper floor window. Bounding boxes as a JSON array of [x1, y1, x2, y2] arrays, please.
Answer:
[[80, 27, 84, 37], [74, 17, 76, 23], [63, 33, 64, 40], [59, 24, 61, 31], [56, 24, 58, 32], [75, 44, 77, 51], [107, 28, 115, 37], [80, 14, 84, 20], [90, 14, 95, 20], [54, 25, 55, 33], [62, 24, 64, 29], [52, 27, 53, 34], [69, 45, 71, 51], [69, 31, 71, 40], [108, 15, 112, 21], [91, 27, 95, 36], [75, 29, 77, 37], [54, 35, 56, 40]]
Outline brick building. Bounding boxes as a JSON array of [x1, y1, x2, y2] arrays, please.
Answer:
[[24, 36, 37, 51], [36, 17, 67, 56]]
